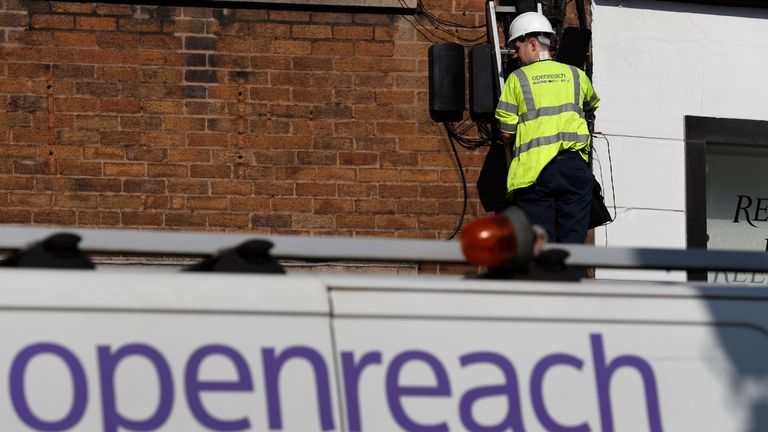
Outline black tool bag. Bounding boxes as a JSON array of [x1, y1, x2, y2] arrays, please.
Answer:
[[589, 175, 612, 229]]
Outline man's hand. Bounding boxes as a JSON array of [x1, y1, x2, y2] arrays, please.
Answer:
[[500, 132, 515, 145]]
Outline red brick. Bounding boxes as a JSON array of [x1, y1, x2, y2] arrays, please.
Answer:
[[317, 167, 356, 182], [104, 163, 146, 177], [100, 195, 143, 209], [145, 132, 185, 147], [68, 178, 120, 193], [123, 179, 166, 194], [52, 31, 96, 47], [168, 149, 210, 163], [335, 215, 372, 229], [31, 15, 74, 29], [291, 214, 334, 230], [77, 115, 118, 130], [145, 196, 169, 210], [382, 152, 418, 167], [147, 164, 188, 178], [95, 4, 133, 15], [398, 137, 439, 152], [118, 18, 161, 33], [211, 181, 252, 195], [9, 192, 52, 207], [75, 210, 116, 226], [252, 182, 294, 196], [420, 184, 460, 199], [379, 184, 419, 199], [164, 117, 206, 132], [358, 168, 397, 183], [76, 16, 117, 31], [208, 213, 250, 229], [100, 99, 141, 114], [377, 122, 416, 136], [291, 24, 333, 39], [251, 213, 292, 229], [355, 199, 396, 214], [165, 211, 207, 228], [334, 26, 373, 40], [57, 130, 99, 146], [334, 120, 375, 137], [190, 164, 231, 179], [313, 198, 353, 214], [168, 179, 209, 194], [187, 196, 228, 210], [354, 105, 395, 121], [377, 215, 417, 230], [0, 177, 35, 190], [229, 196, 271, 211], [355, 42, 394, 57], [51, 2, 94, 13], [271, 40, 311, 55], [272, 198, 312, 213], [401, 169, 440, 183], [125, 146, 166, 162], [13, 159, 54, 174], [312, 41, 353, 56], [0, 209, 32, 224], [56, 97, 99, 113], [0, 144, 38, 159], [397, 199, 438, 214], [121, 211, 163, 227], [54, 193, 98, 209], [275, 166, 316, 181], [296, 183, 336, 197], [58, 160, 102, 176], [417, 215, 458, 230], [142, 100, 183, 114], [250, 55, 292, 70], [33, 209, 76, 224], [340, 184, 375, 198]]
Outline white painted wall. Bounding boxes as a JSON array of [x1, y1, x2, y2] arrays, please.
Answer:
[[590, 0, 768, 280]]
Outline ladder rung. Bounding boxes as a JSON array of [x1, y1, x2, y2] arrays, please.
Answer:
[[495, 6, 517, 13]]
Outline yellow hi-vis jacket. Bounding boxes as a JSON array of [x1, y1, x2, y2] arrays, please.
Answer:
[[495, 60, 600, 197]]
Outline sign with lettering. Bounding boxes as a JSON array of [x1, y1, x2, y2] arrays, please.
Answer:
[[706, 143, 768, 283], [1, 269, 767, 431]]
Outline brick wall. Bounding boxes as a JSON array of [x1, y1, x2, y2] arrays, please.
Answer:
[[0, 0, 498, 239], [0, 0, 586, 242]]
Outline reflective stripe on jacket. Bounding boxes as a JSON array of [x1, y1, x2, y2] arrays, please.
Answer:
[[495, 60, 599, 195]]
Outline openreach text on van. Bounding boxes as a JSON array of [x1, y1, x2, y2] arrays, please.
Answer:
[[9, 333, 662, 432]]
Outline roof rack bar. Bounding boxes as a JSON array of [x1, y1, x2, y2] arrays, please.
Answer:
[[548, 243, 768, 273], [3, 226, 768, 273], [0, 226, 466, 263]]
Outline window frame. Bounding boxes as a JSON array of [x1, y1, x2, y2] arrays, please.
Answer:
[[684, 115, 768, 280]]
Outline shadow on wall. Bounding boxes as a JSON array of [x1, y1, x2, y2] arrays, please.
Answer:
[[698, 286, 768, 431], [594, 0, 768, 18]]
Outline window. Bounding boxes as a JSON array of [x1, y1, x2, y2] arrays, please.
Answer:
[[685, 115, 768, 282]]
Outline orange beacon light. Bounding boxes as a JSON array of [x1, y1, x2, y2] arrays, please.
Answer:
[[460, 206, 535, 268]]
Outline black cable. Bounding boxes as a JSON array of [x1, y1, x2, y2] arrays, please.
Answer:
[[444, 122, 469, 240], [397, 0, 488, 46], [444, 119, 495, 150], [418, 0, 485, 29], [592, 132, 618, 224]]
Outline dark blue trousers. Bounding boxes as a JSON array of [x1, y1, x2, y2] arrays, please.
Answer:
[[512, 151, 592, 244]]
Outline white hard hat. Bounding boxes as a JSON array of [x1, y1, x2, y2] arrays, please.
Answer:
[[508, 12, 554, 43]]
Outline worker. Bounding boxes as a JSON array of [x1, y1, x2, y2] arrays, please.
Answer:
[[495, 12, 600, 244]]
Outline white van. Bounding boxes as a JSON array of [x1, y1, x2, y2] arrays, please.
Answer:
[[1, 225, 767, 431]]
